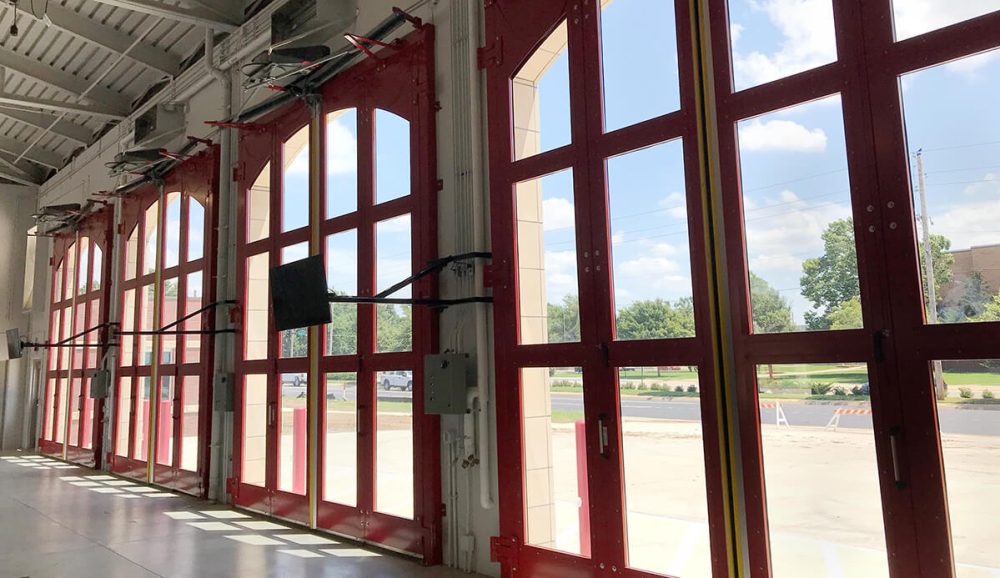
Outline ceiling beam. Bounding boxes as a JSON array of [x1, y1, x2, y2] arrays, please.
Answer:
[[0, 137, 64, 170], [0, 50, 132, 112], [0, 94, 126, 121], [0, 108, 92, 146], [185, 0, 242, 24], [8, 4, 181, 77], [0, 155, 43, 186], [89, 0, 240, 31]]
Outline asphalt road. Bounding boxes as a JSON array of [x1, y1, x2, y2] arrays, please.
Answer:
[[551, 395, 1000, 437]]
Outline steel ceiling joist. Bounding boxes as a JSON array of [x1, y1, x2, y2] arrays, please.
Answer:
[[8, 3, 181, 77], [89, 0, 240, 31], [0, 94, 127, 121], [0, 137, 65, 170], [0, 154, 43, 185], [0, 51, 131, 112], [0, 108, 92, 146]]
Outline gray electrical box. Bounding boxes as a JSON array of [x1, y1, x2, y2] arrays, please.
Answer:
[[90, 369, 111, 399], [214, 373, 234, 412], [424, 354, 473, 415]]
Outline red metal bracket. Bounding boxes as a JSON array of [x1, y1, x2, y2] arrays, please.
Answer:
[[392, 7, 423, 29], [344, 33, 400, 60], [477, 37, 503, 69], [205, 121, 266, 132], [489, 535, 518, 566]]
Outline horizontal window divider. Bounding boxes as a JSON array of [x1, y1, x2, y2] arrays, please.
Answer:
[[364, 352, 417, 370], [506, 144, 575, 185], [239, 239, 271, 256], [719, 62, 845, 124], [894, 323, 1000, 360], [371, 197, 416, 222], [883, 15, 1000, 77], [320, 213, 363, 233], [276, 228, 311, 246], [511, 343, 592, 368], [318, 357, 361, 371], [596, 109, 690, 159], [606, 337, 701, 367], [741, 329, 870, 364]]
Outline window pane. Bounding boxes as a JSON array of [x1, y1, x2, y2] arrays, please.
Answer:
[[376, 215, 412, 353], [72, 304, 85, 370], [156, 376, 174, 466], [48, 309, 61, 371], [278, 373, 307, 495], [116, 377, 132, 457], [183, 272, 203, 363], [65, 244, 77, 302], [737, 95, 859, 333], [932, 359, 1000, 575], [54, 378, 68, 443], [144, 201, 159, 275], [282, 126, 310, 232], [91, 244, 103, 291], [600, 0, 680, 132], [139, 284, 156, 365], [327, 109, 358, 218], [245, 253, 269, 361], [164, 192, 181, 269], [892, 1, 1000, 40], [280, 242, 310, 359], [134, 376, 152, 461], [86, 301, 99, 369], [161, 277, 178, 364], [188, 197, 205, 262], [326, 230, 358, 356], [53, 263, 64, 303], [248, 163, 271, 243], [516, 169, 580, 344], [242, 374, 267, 487], [899, 51, 1000, 327], [608, 141, 695, 340], [375, 371, 413, 519], [80, 379, 94, 449], [77, 238, 90, 295], [375, 109, 411, 204], [512, 21, 571, 160], [121, 289, 135, 365], [60, 308, 71, 370], [756, 363, 888, 578], [180, 376, 200, 472], [324, 372, 357, 506], [44, 379, 56, 441], [68, 378, 81, 446], [727, 0, 837, 91], [125, 227, 139, 281], [522, 366, 586, 555]]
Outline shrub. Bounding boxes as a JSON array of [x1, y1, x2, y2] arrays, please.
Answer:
[[833, 387, 847, 396], [959, 387, 973, 399], [983, 390, 995, 400], [674, 385, 684, 393], [850, 386, 863, 396], [810, 383, 833, 396], [686, 384, 698, 393]]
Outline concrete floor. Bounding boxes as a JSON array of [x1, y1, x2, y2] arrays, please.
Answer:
[[0, 452, 481, 578]]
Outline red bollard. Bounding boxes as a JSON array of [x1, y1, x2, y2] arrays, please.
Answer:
[[158, 400, 172, 464], [293, 407, 307, 494], [575, 419, 591, 556]]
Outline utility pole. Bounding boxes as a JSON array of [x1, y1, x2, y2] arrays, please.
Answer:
[[917, 150, 946, 400]]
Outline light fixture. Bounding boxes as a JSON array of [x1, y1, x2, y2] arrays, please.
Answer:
[[9, 1, 17, 37]]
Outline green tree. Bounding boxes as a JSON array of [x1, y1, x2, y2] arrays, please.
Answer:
[[376, 304, 412, 352], [827, 296, 863, 329], [800, 218, 952, 328], [749, 273, 796, 333], [973, 291, 1000, 322], [919, 233, 955, 314], [615, 297, 695, 340], [957, 272, 992, 319], [547, 295, 581, 343]]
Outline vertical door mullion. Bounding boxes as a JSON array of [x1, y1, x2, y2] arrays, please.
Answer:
[[265, 132, 281, 508], [356, 104, 377, 523]]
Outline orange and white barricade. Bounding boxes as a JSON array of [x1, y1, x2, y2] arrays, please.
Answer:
[[760, 401, 789, 427], [825, 407, 873, 431]]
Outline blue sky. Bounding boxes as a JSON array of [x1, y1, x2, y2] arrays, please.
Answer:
[[526, 0, 1000, 327]]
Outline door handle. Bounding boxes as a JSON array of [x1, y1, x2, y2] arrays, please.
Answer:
[[597, 415, 610, 458], [267, 402, 276, 428], [889, 427, 906, 489]]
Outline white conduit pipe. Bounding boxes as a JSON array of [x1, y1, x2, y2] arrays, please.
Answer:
[[468, 0, 495, 511]]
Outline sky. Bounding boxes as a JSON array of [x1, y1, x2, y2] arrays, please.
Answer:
[[527, 0, 1000, 327]]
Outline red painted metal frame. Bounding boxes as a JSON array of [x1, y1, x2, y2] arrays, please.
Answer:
[[232, 26, 441, 562], [484, 1, 730, 577], [705, 1, 1000, 577], [39, 205, 114, 467], [109, 149, 219, 497]]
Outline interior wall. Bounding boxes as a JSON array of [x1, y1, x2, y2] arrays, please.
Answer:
[[20, 1, 501, 575], [0, 185, 41, 450]]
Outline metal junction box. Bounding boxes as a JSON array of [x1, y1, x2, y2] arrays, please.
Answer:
[[424, 354, 473, 415]]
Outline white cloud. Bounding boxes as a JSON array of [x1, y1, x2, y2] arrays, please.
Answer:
[[730, 23, 744, 44], [739, 119, 827, 152], [744, 200, 852, 273], [544, 250, 579, 300], [612, 231, 625, 245], [651, 243, 678, 257], [931, 198, 1000, 251], [963, 173, 1000, 196], [616, 256, 686, 291], [327, 117, 358, 175], [732, 0, 837, 87], [779, 189, 800, 203], [749, 253, 802, 272], [542, 197, 576, 232], [892, 0, 1000, 41], [286, 151, 309, 176], [658, 192, 688, 219], [944, 50, 1000, 76]]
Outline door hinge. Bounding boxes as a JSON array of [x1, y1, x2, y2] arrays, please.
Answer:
[[477, 37, 503, 69], [489, 535, 518, 565], [232, 165, 243, 184], [225, 477, 238, 497]]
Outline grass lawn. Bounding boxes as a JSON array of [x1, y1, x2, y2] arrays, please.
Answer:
[[941, 372, 1000, 386], [328, 400, 412, 414]]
